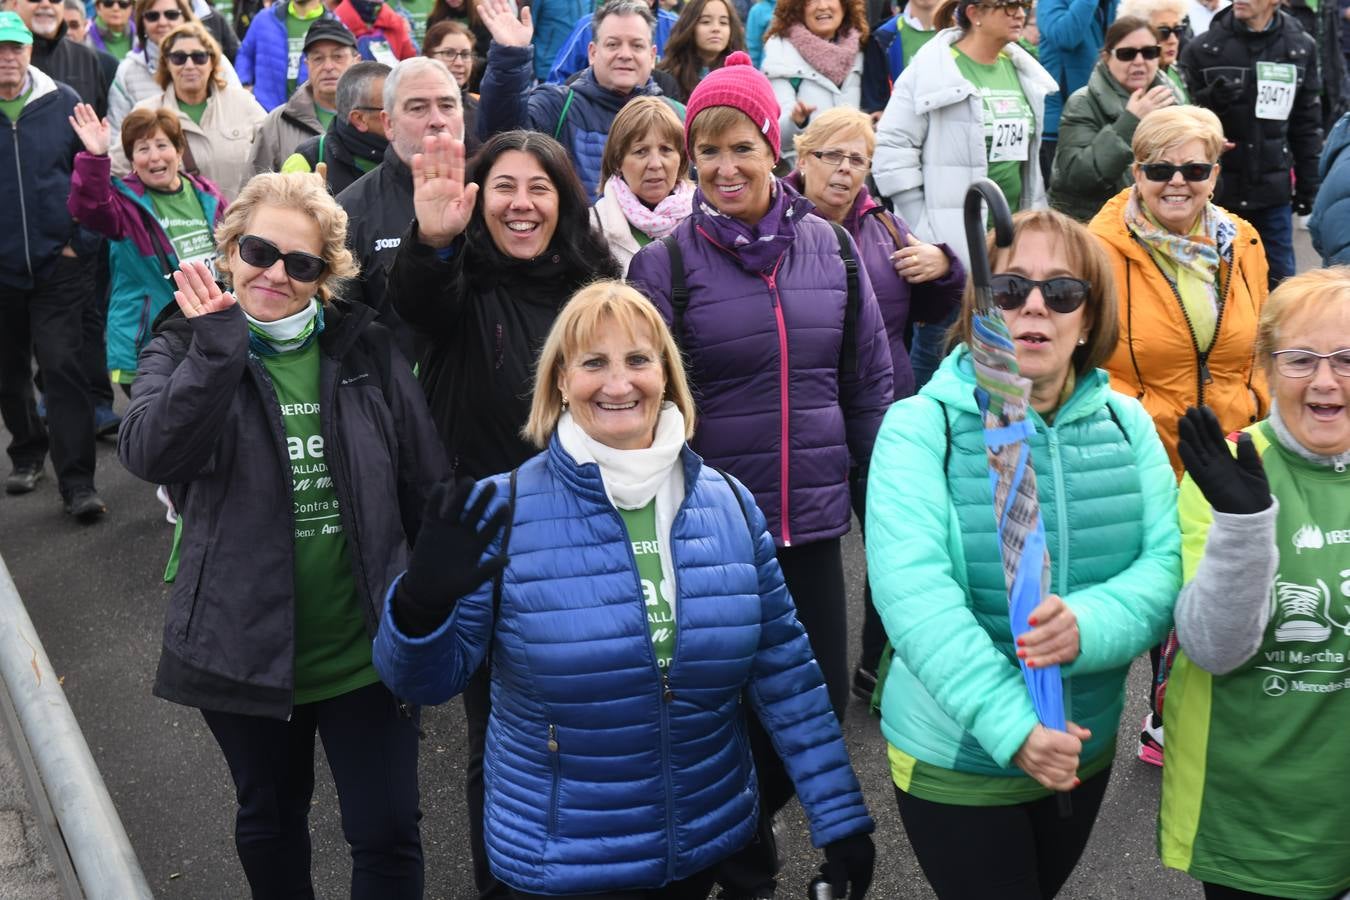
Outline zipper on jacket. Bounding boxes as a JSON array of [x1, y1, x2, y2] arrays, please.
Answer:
[[1046, 427, 1070, 597], [762, 258, 792, 547], [13, 124, 34, 278], [320, 355, 378, 637], [547, 723, 561, 838]]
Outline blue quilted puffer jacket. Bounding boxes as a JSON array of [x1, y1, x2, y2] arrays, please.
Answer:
[[373, 438, 873, 895], [236, 3, 335, 111]]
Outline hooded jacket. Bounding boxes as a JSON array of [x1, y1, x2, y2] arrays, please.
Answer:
[[333, 0, 419, 62], [249, 82, 325, 174], [1309, 110, 1350, 265], [873, 28, 1058, 270], [67, 151, 227, 377], [118, 300, 447, 719], [477, 41, 684, 200], [373, 440, 874, 894], [1089, 187, 1269, 475], [1180, 7, 1322, 213], [287, 118, 387, 195], [761, 35, 864, 159], [867, 348, 1180, 779], [1036, 0, 1119, 138], [237, 2, 337, 111], [546, 8, 679, 84], [627, 186, 894, 547], [1049, 61, 1173, 222]]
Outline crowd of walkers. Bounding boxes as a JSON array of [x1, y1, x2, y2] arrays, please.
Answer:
[[1, 0, 1348, 895]]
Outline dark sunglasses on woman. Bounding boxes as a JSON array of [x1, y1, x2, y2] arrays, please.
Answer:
[[991, 274, 1092, 314], [1140, 162, 1214, 182], [238, 235, 327, 282], [1155, 25, 1184, 39], [98, 0, 134, 8], [167, 50, 210, 65], [1113, 45, 1161, 61], [142, 8, 183, 22]]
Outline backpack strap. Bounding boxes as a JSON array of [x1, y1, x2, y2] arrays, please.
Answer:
[[713, 467, 754, 539], [131, 200, 176, 279], [317, 132, 326, 170], [553, 88, 576, 140], [830, 221, 860, 377], [863, 204, 905, 253], [661, 233, 689, 347], [486, 466, 519, 668]]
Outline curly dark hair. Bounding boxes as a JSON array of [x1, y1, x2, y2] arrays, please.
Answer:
[[764, 0, 868, 44], [657, 0, 747, 101], [465, 131, 621, 279]]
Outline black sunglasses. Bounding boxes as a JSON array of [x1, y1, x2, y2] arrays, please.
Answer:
[[142, 8, 183, 21], [1155, 24, 1184, 39], [98, 0, 133, 7], [1140, 162, 1214, 182], [1112, 45, 1161, 61], [166, 49, 209, 65], [991, 274, 1092, 314], [238, 235, 327, 282]]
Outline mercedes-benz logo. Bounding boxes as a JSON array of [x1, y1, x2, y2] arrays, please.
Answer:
[[1263, 675, 1288, 697]]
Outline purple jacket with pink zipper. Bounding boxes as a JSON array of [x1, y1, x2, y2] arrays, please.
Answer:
[[627, 182, 894, 547]]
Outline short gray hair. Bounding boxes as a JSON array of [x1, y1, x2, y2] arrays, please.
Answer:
[[336, 60, 389, 120], [382, 56, 459, 116], [592, 0, 656, 40], [62, 0, 86, 18]]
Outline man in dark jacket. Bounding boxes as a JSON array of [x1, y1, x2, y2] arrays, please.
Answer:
[[16, 0, 110, 114], [1181, 0, 1322, 286], [337, 55, 460, 356], [0, 13, 106, 520], [284, 59, 389, 194], [476, 0, 684, 200]]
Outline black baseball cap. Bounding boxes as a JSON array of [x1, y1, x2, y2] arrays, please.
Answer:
[[303, 18, 357, 53]]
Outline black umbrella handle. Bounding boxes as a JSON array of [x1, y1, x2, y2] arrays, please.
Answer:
[[963, 179, 1015, 305]]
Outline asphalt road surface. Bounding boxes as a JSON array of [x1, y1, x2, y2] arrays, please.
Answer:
[[0, 232, 1319, 899]]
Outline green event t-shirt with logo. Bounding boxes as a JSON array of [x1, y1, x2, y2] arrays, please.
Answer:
[[262, 341, 380, 705], [147, 181, 216, 271], [1161, 422, 1350, 899], [286, 1, 325, 95], [177, 97, 208, 125], [96, 20, 133, 60], [315, 104, 336, 130], [618, 502, 675, 671], [953, 48, 1034, 212]]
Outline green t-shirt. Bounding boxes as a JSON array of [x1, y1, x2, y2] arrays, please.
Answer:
[[148, 181, 215, 271], [177, 97, 208, 124], [1161, 423, 1350, 899], [0, 87, 31, 124], [314, 104, 336, 130], [953, 48, 1034, 212], [262, 342, 380, 705], [286, 1, 324, 95], [889, 735, 1115, 806], [96, 20, 133, 60], [1162, 65, 1189, 103], [628, 223, 654, 248], [618, 502, 675, 671], [395, 0, 435, 42], [897, 19, 937, 68]]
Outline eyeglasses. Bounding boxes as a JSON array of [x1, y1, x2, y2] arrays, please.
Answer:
[[166, 49, 209, 65], [1139, 161, 1214, 182], [98, 0, 133, 8], [431, 48, 473, 61], [809, 149, 871, 170], [27, 0, 65, 5], [991, 274, 1092, 314], [1271, 349, 1350, 378], [237, 235, 327, 282], [1155, 24, 1184, 39], [142, 8, 183, 21], [981, 1, 1032, 13], [353, 105, 383, 112], [1112, 44, 1161, 61]]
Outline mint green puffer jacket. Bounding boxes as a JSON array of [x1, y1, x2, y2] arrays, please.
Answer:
[[866, 347, 1180, 777]]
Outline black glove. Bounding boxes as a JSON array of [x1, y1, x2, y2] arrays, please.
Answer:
[[1177, 406, 1272, 515], [1293, 194, 1315, 217], [393, 477, 511, 637], [1194, 75, 1243, 108], [820, 832, 875, 898]]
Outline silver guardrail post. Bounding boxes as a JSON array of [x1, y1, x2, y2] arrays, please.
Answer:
[[0, 553, 153, 900]]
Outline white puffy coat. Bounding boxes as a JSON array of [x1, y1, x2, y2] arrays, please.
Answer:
[[760, 35, 863, 160], [108, 44, 241, 137], [872, 28, 1057, 268], [590, 191, 642, 277]]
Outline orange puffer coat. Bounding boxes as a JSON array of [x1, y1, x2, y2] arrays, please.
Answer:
[[1089, 187, 1270, 477]]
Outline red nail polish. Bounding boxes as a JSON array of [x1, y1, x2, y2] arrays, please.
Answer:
[[1016, 637, 1025, 647], [1017, 649, 1027, 659], [1026, 659, 1035, 668], [1072, 778, 1081, 788], [1028, 616, 1039, 626]]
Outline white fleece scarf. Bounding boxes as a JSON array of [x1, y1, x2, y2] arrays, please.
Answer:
[[557, 403, 687, 615]]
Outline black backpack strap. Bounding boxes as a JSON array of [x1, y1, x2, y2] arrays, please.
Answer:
[[830, 221, 860, 377], [713, 467, 753, 539], [486, 466, 518, 668], [132, 201, 175, 278], [662, 234, 689, 347]]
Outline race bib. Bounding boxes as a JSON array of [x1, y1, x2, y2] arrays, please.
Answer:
[[1255, 61, 1296, 121], [989, 97, 1030, 163], [368, 39, 397, 65], [287, 36, 304, 81]]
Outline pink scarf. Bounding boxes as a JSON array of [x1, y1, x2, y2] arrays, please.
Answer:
[[606, 175, 695, 240], [784, 23, 860, 88]]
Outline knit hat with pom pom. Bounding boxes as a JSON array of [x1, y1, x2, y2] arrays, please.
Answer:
[[683, 50, 782, 160]]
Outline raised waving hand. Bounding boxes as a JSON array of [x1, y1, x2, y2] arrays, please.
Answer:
[[68, 102, 111, 157], [172, 260, 236, 318], [477, 0, 533, 47], [412, 132, 479, 250]]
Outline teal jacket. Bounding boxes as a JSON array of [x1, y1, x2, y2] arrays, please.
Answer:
[[866, 348, 1180, 776]]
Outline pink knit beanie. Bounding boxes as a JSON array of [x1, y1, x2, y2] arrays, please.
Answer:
[[683, 50, 782, 160]]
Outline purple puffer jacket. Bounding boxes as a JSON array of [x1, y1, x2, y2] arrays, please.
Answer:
[[783, 172, 965, 401], [628, 184, 894, 547]]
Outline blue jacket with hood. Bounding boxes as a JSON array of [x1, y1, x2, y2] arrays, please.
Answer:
[[1311, 111, 1350, 265]]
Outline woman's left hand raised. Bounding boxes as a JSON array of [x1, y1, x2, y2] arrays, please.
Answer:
[[411, 132, 478, 250], [892, 233, 952, 284], [172, 260, 235, 318], [1016, 594, 1079, 668]]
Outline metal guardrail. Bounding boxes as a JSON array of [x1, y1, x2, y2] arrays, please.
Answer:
[[0, 553, 153, 900]]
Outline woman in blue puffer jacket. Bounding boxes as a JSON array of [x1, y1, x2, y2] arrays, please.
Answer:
[[374, 282, 875, 900]]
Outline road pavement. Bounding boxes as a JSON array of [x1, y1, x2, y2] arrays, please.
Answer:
[[0, 230, 1321, 899]]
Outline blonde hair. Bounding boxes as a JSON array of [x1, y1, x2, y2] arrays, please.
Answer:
[[600, 97, 689, 191], [1116, 0, 1187, 21], [1256, 267, 1350, 372], [952, 209, 1120, 376], [214, 173, 359, 303], [522, 281, 697, 448], [156, 21, 226, 91], [793, 106, 875, 160], [1132, 106, 1224, 164]]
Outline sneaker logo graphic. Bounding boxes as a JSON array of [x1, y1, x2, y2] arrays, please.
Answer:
[[1271, 577, 1333, 643], [1293, 524, 1325, 554]]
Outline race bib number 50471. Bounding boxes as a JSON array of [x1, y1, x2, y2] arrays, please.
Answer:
[[1255, 61, 1297, 121]]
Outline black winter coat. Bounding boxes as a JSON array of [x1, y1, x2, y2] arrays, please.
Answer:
[[118, 300, 448, 719], [337, 150, 416, 357], [1284, 0, 1345, 130], [1180, 8, 1323, 213], [31, 23, 111, 116]]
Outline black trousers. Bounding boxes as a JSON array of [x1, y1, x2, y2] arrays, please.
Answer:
[[0, 256, 97, 495], [895, 766, 1112, 899], [82, 242, 114, 407], [509, 866, 719, 900], [849, 468, 886, 674], [1202, 884, 1331, 900], [201, 681, 423, 900]]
